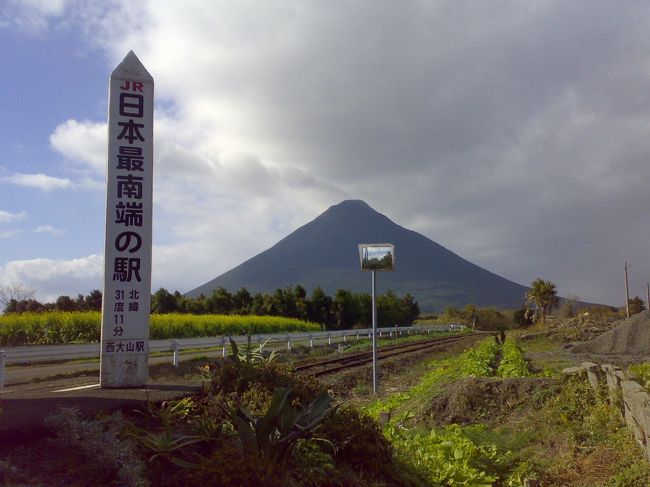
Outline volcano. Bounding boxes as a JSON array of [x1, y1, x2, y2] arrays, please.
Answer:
[[187, 200, 528, 311]]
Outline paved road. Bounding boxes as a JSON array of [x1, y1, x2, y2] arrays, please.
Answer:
[[2, 347, 231, 386]]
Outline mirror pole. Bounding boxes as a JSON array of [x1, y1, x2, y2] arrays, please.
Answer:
[[372, 269, 378, 394]]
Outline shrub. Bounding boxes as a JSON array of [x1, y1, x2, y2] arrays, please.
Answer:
[[209, 360, 325, 410], [319, 407, 393, 476]]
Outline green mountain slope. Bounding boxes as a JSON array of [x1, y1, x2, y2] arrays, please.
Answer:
[[186, 200, 528, 311]]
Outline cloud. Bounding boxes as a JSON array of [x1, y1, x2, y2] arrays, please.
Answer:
[[84, 1, 648, 305], [50, 119, 107, 174], [0, 230, 23, 240], [0, 210, 26, 239], [1, 0, 69, 32], [0, 255, 103, 302], [0, 210, 26, 223], [8, 1, 650, 305], [2, 172, 103, 192], [4, 173, 73, 191], [33, 225, 62, 235]]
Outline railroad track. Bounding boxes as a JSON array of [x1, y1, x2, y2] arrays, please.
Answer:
[[295, 332, 494, 377]]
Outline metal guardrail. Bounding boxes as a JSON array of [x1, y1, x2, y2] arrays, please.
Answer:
[[1, 324, 465, 365]]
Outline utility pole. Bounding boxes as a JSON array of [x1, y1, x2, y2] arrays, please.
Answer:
[[624, 262, 630, 319], [646, 282, 649, 312]]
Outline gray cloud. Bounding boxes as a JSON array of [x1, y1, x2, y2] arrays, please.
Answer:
[[17, 0, 650, 305]]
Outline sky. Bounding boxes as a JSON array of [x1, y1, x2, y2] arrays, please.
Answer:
[[1, 0, 650, 307]]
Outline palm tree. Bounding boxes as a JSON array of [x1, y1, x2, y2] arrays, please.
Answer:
[[526, 278, 559, 324]]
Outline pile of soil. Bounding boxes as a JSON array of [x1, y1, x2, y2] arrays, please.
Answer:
[[569, 310, 650, 355], [421, 377, 558, 426]]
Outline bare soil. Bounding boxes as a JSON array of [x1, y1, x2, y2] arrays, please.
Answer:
[[517, 311, 650, 365], [419, 376, 559, 427], [569, 310, 650, 356]]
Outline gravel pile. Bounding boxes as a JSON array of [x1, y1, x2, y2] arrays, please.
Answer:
[[570, 310, 650, 355]]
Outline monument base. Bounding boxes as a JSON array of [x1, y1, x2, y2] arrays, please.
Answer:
[[99, 354, 148, 388]]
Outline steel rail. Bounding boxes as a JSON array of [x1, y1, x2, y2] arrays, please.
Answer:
[[297, 332, 491, 377]]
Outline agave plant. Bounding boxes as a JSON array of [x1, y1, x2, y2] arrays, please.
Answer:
[[224, 387, 336, 470], [132, 428, 205, 468], [229, 335, 279, 367]]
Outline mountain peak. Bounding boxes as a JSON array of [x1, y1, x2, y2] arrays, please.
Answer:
[[187, 200, 528, 311], [335, 199, 372, 208], [322, 199, 375, 215], [317, 199, 387, 224]]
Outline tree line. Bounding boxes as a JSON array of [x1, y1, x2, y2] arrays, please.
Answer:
[[151, 285, 420, 329], [2, 285, 420, 329], [3, 289, 103, 314]]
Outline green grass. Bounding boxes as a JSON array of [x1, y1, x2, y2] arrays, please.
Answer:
[[627, 363, 650, 390], [0, 311, 321, 346], [363, 340, 649, 486]]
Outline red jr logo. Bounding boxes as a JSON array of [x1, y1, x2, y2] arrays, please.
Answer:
[[119, 80, 144, 92]]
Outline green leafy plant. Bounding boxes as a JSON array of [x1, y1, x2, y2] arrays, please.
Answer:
[[223, 387, 336, 471], [384, 423, 501, 486], [497, 341, 532, 377], [460, 339, 500, 377], [229, 335, 279, 367], [130, 428, 205, 468], [140, 397, 195, 427]]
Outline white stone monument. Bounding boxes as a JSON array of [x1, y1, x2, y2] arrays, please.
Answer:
[[100, 51, 153, 388]]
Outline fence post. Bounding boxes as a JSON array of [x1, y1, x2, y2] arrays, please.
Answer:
[[222, 337, 227, 358], [327, 333, 331, 346], [0, 350, 5, 389], [309, 334, 314, 348], [356, 331, 360, 340], [171, 340, 179, 367], [286, 335, 291, 351], [343, 334, 347, 342]]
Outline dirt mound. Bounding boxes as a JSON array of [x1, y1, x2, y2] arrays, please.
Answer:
[[422, 377, 558, 426], [570, 310, 650, 355]]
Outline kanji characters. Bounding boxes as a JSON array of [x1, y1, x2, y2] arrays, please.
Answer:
[[113, 257, 141, 282], [117, 119, 145, 144]]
